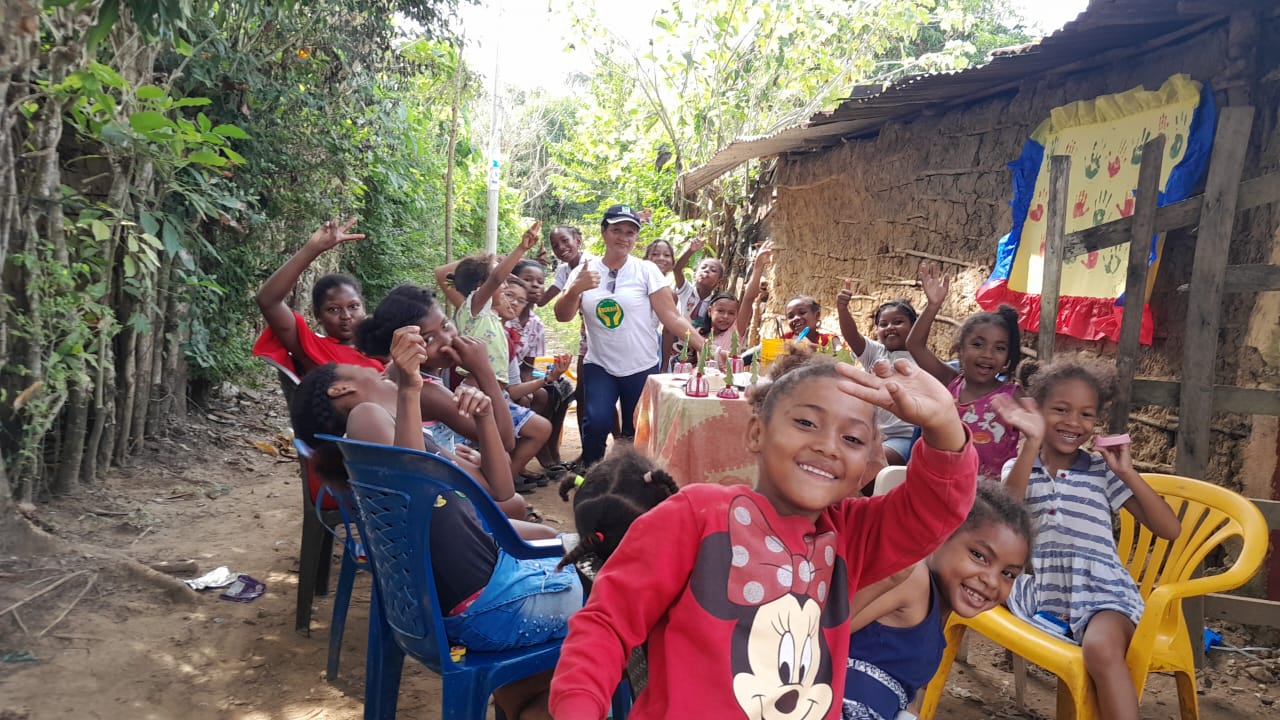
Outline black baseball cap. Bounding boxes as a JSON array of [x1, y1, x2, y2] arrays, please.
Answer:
[[602, 204, 642, 227]]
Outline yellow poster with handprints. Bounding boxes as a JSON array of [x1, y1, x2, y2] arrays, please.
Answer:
[[1006, 74, 1202, 298]]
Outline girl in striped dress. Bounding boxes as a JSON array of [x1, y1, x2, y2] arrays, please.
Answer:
[[993, 353, 1181, 720]]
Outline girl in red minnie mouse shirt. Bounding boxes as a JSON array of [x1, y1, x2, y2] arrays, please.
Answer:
[[549, 355, 977, 720]]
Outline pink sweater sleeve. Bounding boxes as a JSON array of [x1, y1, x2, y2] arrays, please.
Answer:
[[836, 433, 978, 588], [549, 492, 702, 719]]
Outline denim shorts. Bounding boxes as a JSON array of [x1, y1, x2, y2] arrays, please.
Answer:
[[883, 435, 915, 463], [442, 549, 582, 652], [428, 399, 537, 453]]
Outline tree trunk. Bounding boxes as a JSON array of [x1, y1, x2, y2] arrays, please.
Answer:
[[443, 64, 464, 263], [54, 381, 88, 494], [83, 155, 129, 483], [143, 253, 175, 438]]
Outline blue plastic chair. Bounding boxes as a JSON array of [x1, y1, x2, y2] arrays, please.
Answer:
[[322, 434, 568, 720], [293, 439, 368, 681]]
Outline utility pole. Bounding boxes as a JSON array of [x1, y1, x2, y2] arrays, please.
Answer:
[[483, 0, 502, 255]]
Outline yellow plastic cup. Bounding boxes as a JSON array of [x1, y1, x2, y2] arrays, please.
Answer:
[[760, 338, 784, 367]]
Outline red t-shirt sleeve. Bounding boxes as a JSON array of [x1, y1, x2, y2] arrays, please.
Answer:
[[252, 312, 384, 372], [549, 491, 702, 719], [832, 432, 978, 589]]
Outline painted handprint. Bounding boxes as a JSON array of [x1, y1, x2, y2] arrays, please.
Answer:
[[1131, 128, 1152, 165], [1084, 143, 1102, 179], [1072, 190, 1088, 219], [1064, 140, 1078, 155], [1104, 249, 1123, 274], [1116, 191, 1135, 218], [1092, 190, 1113, 226], [1107, 141, 1128, 177], [1158, 114, 1169, 133], [1169, 110, 1190, 161], [1029, 203, 1044, 222], [1082, 251, 1099, 270]]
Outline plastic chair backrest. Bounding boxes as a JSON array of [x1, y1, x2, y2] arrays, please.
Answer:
[[321, 434, 559, 672], [1119, 473, 1267, 600], [872, 465, 907, 496], [260, 355, 302, 410]]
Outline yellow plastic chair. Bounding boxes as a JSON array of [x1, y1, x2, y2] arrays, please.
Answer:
[[920, 473, 1269, 720]]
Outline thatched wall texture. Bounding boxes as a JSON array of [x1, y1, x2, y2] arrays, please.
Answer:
[[758, 19, 1279, 492]]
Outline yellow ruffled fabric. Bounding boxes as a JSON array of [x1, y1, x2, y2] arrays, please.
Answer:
[[1030, 74, 1202, 144]]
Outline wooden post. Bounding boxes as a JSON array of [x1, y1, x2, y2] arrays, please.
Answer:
[[1176, 105, 1254, 670], [1110, 134, 1165, 433], [1038, 155, 1072, 362], [1176, 107, 1254, 479]]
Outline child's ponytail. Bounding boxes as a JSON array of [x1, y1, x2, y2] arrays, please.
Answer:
[[995, 304, 1022, 373]]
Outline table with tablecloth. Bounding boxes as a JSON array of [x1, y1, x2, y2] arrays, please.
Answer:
[[632, 373, 757, 487]]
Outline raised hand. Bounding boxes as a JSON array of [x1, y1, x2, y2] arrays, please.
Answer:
[[687, 234, 708, 254], [453, 384, 492, 418], [835, 359, 956, 434], [389, 326, 428, 388], [520, 221, 543, 253], [447, 335, 491, 376], [570, 267, 601, 294], [918, 262, 951, 308], [753, 240, 773, 265], [1096, 441, 1136, 477], [638, 208, 654, 224], [837, 278, 854, 308], [992, 394, 1044, 444], [307, 217, 365, 253], [548, 354, 571, 381]]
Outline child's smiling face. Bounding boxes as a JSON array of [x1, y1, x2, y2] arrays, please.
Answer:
[[928, 520, 1027, 618], [875, 307, 913, 352], [785, 297, 820, 335], [495, 282, 527, 322], [746, 375, 877, 520], [957, 321, 1010, 387], [708, 298, 738, 334], [1039, 377, 1099, 456]]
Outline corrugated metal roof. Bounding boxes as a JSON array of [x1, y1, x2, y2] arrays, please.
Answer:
[[679, 0, 1233, 193]]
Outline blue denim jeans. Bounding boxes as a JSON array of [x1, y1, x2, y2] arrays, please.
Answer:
[[442, 550, 582, 652], [579, 361, 659, 466]]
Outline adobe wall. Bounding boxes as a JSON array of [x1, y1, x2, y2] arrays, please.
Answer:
[[759, 18, 1279, 491]]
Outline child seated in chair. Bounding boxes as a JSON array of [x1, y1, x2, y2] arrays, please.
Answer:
[[993, 353, 1180, 720], [292, 326, 578, 720], [841, 484, 1032, 720]]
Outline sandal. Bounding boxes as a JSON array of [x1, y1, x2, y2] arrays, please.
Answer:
[[514, 476, 538, 493], [524, 507, 544, 523]]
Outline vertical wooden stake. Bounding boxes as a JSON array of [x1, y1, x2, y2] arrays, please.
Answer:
[[1110, 134, 1166, 434], [1176, 105, 1254, 671], [1176, 107, 1254, 479], [1039, 155, 1072, 362]]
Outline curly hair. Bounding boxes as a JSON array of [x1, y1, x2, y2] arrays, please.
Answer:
[[1016, 351, 1118, 408], [960, 482, 1034, 555], [744, 345, 840, 420], [355, 284, 438, 358], [311, 274, 362, 316], [957, 304, 1022, 374], [556, 446, 680, 572], [452, 254, 494, 296]]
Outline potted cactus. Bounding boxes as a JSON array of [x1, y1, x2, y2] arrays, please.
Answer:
[[673, 331, 694, 375], [727, 329, 745, 374], [684, 338, 710, 397], [716, 359, 740, 399]]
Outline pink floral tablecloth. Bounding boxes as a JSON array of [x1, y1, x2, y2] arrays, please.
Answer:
[[633, 374, 757, 487]]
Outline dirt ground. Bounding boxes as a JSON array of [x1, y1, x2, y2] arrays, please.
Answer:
[[1, 378, 1277, 719]]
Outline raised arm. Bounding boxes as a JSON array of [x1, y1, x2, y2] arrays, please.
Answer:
[[1101, 444, 1182, 540], [991, 395, 1044, 500], [906, 262, 959, 385], [471, 221, 540, 316], [836, 278, 868, 357], [735, 241, 770, 336], [433, 259, 466, 309], [256, 218, 365, 360], [671, 234, 706, 290]]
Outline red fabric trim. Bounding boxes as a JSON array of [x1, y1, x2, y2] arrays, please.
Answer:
[[976, 280, 1153, 345]]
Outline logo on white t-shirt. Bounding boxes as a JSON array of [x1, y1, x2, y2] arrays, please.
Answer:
[[595, 298, 625, 329]]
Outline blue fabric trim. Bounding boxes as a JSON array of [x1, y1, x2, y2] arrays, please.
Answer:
[[988, 139, 1045, 283]]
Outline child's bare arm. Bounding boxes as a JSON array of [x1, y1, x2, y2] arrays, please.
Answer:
[[906, 262, 958, 385], [837, 277, 868, 357], [433, 259, 466, 309], [473, 221, 541, 315], [735, 242, 770, 336], [849, 563, 922, 632], [991, 395, 1043, 500], [1101, 444, 1181, 540], [672, 235, 706, 290]]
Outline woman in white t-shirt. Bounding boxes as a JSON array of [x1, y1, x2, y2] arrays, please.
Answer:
[[554, 204, 706, 466]]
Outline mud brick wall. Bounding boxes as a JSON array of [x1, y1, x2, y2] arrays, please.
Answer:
[[757, 20, 1280, 491]]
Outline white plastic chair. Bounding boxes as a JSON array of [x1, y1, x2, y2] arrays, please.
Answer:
[[872, 465, 907, 496]]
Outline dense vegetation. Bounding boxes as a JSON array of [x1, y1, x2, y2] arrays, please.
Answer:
[[0, 0, 1028, 509]]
